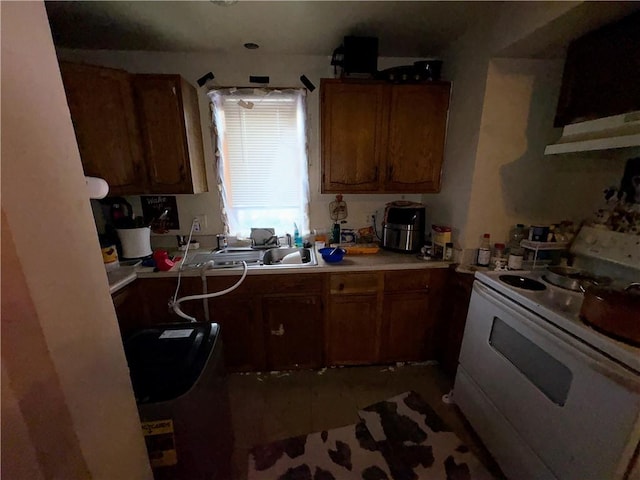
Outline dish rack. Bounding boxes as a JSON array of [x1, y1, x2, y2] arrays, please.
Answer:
[[520, 240, 569, 269]]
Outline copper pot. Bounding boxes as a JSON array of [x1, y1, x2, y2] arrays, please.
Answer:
[[580, 283, 640, 346]]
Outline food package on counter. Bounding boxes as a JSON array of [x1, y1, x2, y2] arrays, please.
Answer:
[[431, 225, 452, 259]]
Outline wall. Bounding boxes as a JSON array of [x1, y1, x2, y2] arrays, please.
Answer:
[[57, 48, 425, 246], [466, 58, 634, 246], [424, 1, 636, 251], [1, 2, 152, 478]]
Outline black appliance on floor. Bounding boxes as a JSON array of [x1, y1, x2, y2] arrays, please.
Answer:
[[123, 322, 232, 480]]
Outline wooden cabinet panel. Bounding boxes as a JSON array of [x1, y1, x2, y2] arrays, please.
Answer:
[[263, 295, 323, 370], [381, 268, 447, 362], [321, 81, 386, 192], [554, 12, 640, 127], [133, 74, 207, 194], [329, 272, 380, 294], [327, 294, 379, 365], [60, 63, 208, 195], [112, 281, 145, 334], [383, 269, 432, 293], [385, 84, 450, 192], [137, 277, 205, 324], [436, 269, 475, 379], [60, 62, 146, 195], [209, 294, 263, 372], [381, 292, 431, 361], [320, 79, 450, 194]]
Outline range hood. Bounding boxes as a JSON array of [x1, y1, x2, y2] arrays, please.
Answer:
[[544, 111, 640, 155]]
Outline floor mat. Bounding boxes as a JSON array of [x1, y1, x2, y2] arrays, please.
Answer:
[[248, 390, 494, 480]]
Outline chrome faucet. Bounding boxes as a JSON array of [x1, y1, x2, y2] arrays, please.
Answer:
[[285, 233, 292, 247]]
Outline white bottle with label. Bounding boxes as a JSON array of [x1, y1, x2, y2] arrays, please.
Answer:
[[477, 233, 491, 266]]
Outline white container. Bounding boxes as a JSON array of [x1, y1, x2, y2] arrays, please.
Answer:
[[117, 227, 152, 259]]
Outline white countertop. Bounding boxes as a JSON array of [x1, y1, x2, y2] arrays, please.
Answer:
[[109, 248, 451, 293]]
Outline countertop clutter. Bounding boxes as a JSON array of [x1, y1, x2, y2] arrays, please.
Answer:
[[108, 247, 450, 294]]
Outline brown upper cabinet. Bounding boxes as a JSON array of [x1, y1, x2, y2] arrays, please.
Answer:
[[321, 79, 450, 193], [60, 63, 208, 195], [60, 62, 146, 195], [132, 74, 207, 194], [554, 11, 640, 127]]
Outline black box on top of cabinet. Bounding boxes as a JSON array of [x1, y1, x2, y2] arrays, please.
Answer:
[[343, 36, 378, 75]]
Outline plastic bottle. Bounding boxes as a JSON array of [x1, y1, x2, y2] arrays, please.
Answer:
[[293, 223, 303, 247], [507, 224, 525, 270], [491, 243, 507, 270], [477, 233, 491, 266]]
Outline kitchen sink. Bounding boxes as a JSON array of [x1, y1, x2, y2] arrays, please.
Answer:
[[262, 247, 315, 266], [183, 246, 316, 269]]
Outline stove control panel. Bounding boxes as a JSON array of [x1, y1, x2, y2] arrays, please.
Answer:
[[571, 226, 640, 268]]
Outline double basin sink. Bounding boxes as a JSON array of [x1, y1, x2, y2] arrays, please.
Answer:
[[183, 246, 317, 269]]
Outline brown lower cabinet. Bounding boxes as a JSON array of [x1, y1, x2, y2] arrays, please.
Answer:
[[113, 268, 449, 372]]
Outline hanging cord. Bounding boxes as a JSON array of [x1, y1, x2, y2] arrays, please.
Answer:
[[171, 218, 199, 309], [172, 261, 248, 322]]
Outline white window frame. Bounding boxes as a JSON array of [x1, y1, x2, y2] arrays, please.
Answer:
[[208, 88, 310, 239]]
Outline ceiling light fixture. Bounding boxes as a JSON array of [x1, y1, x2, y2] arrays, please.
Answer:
[[244, 42, 260, 50]]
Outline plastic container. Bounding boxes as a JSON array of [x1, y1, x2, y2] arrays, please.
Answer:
[[491, 243, 507, 270], [508, 224, 525, 270], [477, 233, 491, 266]]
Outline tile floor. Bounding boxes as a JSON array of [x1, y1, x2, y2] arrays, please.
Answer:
[[227, 364, 504, 480]]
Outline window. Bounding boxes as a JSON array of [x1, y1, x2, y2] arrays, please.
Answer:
[[208, 88, 309, 238]]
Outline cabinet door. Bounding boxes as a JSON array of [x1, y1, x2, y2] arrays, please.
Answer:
[[136, 277, 205, 324], [381, 269, 446, 362], [263, 295, 323, 370], [327, 294, 379, 365], [209, 294, 264, 372], [133, 75, 197, 194], [321, 80, 386, 192], [112, 281, 145, 334], [60, 63, 146, 195], [381, 292, 431, 361], [554, 12, 640, 126], [384, 83, 450, 192]]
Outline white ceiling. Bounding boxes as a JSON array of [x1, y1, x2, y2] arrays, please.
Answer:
[[45, 1, 640, 59]]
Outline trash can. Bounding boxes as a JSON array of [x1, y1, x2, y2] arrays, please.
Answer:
[[123, 322, 233, 480]]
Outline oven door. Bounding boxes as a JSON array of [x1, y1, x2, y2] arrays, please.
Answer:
[[455, 281, 640, 480]]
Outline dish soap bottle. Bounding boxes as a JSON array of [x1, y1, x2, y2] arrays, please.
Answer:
[[293, 223, 303, 247]]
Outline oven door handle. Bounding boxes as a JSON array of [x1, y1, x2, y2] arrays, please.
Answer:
[[473, 281, 640, 389]]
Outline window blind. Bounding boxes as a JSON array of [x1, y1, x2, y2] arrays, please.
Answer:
[[209, 89, 309, 237]]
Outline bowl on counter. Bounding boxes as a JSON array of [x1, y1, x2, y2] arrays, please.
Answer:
[[318, 247, 346, 263]]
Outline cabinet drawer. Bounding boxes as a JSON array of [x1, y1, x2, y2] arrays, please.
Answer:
[[208, 273, 324, 296], [384, 269, 439, 293], [330, 272, 380, 294]]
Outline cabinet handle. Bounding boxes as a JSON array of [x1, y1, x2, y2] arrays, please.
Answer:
[[388, 166, 394, 179], [374, 166, 379, 181], [425, 285, 430, 293], [270, 323, 285, 336], [338, 283, 345, 291], [171, 86, 177, 96]]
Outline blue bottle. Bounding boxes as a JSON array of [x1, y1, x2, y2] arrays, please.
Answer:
[[293, 223, 303, 247]]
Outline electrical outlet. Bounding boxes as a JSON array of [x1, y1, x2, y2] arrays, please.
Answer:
[[192, 214, 207, 233]]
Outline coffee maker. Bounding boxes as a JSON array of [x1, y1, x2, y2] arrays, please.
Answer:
[[381, 202, 426, 253]]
